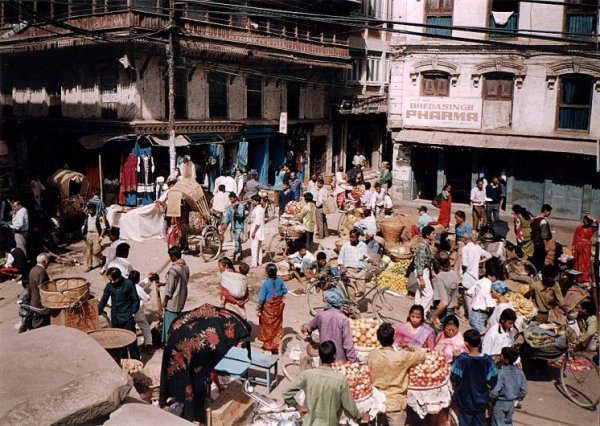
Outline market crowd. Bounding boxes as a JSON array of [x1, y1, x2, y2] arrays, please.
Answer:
[[2, 152, 598, 426]]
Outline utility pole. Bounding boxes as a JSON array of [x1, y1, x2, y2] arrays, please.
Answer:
[[167, 0, 176, 172]]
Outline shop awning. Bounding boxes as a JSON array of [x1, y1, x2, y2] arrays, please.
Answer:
[[393, 128, 597, 157], [78, 134, 138, 150], [148, 135, 191, 147]]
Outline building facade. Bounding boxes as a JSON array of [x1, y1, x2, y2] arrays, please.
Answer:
[[0, 0, 359, 200], [389, 0, 600, 220]]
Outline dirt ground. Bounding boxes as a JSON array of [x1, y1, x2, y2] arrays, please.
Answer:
[[0, 200, 596, 426]]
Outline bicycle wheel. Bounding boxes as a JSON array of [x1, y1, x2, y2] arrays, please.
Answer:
[[306, 282, 326, 317], [373, 287, 405, 324], [200, 227, 222, 262], [560, 352, 599, 409], [278, 333, 313, 382], [267, 235, 287, 262], [502, 257, 537, 283]]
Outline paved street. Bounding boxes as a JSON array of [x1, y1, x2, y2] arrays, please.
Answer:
[[0, 203, 597, 426]]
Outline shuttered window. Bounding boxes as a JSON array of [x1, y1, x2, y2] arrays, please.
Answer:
[[426, 0, 453, 36], [565, 0, 598, 37], [246, 77, 262, 119], [483, 73, 513, 100], [558, 74, 592, 131], [287, 82, 300, 119], [422, 73, 450, 97], [209, 72, 228, 119]]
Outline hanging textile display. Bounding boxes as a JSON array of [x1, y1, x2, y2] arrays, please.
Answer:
[[236, 139, 248, 171], [120, 153, 138, 206], [207, 144, 224, 192], [134, 139, 155, 206], [259, 138, 269, 185]]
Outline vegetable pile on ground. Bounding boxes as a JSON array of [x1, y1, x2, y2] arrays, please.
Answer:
[[408, 349, 450, 389], [376, 268, 409, 295], [332, 362, 373, 400], [349, 317, 382, 348]]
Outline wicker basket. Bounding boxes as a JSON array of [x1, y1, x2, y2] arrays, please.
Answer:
[[40, 278, 90, 309], [388, 245, 413, 261], [322, 173, 334, 186], [278, 224, 305, 238], [87, 328, 137, 350], [379, 219, 405, 247]]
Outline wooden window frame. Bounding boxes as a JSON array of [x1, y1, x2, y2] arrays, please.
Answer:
[[421, 72, 450, 97], [483, 72, 514, 101], [556, 74, 593, 132], [209, 72, 228, 120], [246, 77, 263, 120]]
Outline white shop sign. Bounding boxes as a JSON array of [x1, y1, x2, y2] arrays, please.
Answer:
[[404, 97, 482, 129]]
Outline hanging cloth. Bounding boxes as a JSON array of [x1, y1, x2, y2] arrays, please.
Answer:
[[236, 139, 248, 171], [491, 11, 513, 26]]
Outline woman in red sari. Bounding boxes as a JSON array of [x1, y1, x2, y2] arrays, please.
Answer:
[[257, 263, 288, 353], [437, 183, 452, 228], [572, 214, 599, 283]]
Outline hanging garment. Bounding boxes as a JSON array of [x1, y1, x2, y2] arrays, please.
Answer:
[[120, 154, 138, 192], [137, 155, 155, 193]]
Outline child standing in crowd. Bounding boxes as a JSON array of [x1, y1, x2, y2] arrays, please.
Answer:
[[490, 347, 527, 426], [451, 329, 498, 426]]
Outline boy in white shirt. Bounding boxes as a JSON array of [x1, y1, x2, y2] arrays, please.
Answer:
[[129, 270, 153, 352], [466, 264, 498, 332], [482, 308, 517, 359]]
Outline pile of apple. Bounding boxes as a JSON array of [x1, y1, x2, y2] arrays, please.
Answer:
[[408, 349, 450, 390], [349, 317, 381, 349], [332, 362, 373, 401]]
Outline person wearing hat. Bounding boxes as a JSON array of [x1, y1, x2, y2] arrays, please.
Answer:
[[301, 287, 358, 362], [82, 203, 108, 272], [487, 281, 514, 329]]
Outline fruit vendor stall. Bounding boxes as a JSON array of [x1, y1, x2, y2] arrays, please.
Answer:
[[406, 350, 453, 420]]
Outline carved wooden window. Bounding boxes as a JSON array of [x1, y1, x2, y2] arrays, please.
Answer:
[[421, 72, 450, 97]]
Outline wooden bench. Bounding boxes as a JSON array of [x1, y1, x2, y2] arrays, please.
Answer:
[[215, 347, 279, 393]]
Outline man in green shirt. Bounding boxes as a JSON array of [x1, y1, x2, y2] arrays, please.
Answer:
[[282, 341, 369, 425]]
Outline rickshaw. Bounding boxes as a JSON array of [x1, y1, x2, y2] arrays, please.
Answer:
[[163, 179, 222, 261], [46, 169, 90, 239]]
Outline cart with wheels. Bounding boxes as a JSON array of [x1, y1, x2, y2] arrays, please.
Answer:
[[266, 222, 305, 262]]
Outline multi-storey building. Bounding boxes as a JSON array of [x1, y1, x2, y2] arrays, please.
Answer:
[[389, 0, 600, 219], [334, 0, 394, 172], [0, 0, 358, 200]]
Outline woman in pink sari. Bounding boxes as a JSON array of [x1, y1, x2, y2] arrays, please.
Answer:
[[394, 304, 435, 349], [434, 315, 466, 363]]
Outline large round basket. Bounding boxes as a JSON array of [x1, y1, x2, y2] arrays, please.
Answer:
[[388, 245, 413, 261], [87, 328, 137, 350], [278, 224, 305, 238], [322, 173, 334, 186], [379, 219, 405, 247], [40, 278, 90, 309]]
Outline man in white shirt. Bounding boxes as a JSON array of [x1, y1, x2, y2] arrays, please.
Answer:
[[461, 233, 492, 291], [354, 209, 377, 237], [352, 150, 366, 168], [307, 174, 319, 199], [360, 182, 373, 207], [465, 264, 498, 332], [470, 178, 487, 231], [288, 246, 316, 275], [249, 194, 265, 267], [107, 243, 133, 278], [338, 230, 370, 300], [10, 200, 29, 256], [369, 183, 385, 215], [211, 184, 231, 216], [129, 270, 153, 351], [101, 227, 123, 275], [314, 178, 329, 239], [213, 173, 237, 195]]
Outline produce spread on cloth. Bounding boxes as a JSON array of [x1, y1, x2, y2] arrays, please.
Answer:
[[408, 350, 450, 390], [350, 317, 382, 349], [332, 362, 374, 401]]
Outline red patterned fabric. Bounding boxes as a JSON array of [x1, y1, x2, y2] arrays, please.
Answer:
[[120, 154, 138, 193], [159, 304, 250, 423]]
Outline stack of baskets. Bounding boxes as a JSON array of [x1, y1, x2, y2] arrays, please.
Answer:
[[40, 278, 90, 309], [379, 219, 405, 247]]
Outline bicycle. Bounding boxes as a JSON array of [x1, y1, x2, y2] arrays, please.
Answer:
[[523, 322, 599, 410], [184, 213, 223, 262], [278, 331, 317, 382], [335, 197, 359, 236], [305, 267, 405, 324]]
